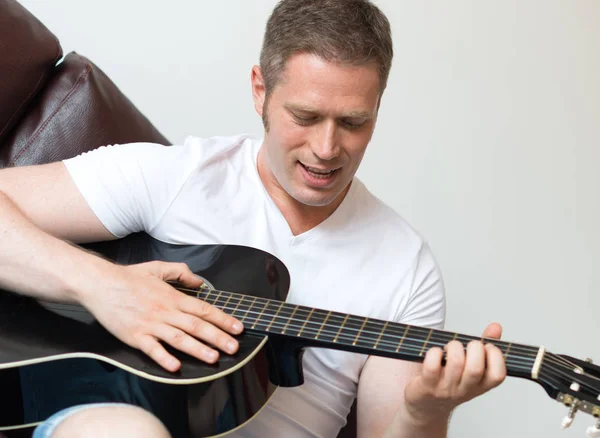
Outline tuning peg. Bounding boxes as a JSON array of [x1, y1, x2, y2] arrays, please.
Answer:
[[586, 421, 600, 438], [561, 400, 580, 429]]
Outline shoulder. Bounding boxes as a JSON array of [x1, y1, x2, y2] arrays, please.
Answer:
[[66, 134, 259, 168], [181, 133, 260, 167], [350, 179, 426, 254]]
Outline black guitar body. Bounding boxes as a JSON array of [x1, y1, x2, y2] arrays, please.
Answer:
[[0, 233, 296, 437]]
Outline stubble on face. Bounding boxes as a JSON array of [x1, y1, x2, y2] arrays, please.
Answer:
[[254, 53, 381, 229]]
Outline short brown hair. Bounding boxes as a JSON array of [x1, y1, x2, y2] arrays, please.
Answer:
[[259, 0, 393, 97]]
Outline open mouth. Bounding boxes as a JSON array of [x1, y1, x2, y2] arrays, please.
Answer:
[[300, 163, 339, 179]]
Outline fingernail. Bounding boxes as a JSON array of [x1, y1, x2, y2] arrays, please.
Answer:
[[227, 341, 237, 353], [207, 351, 218, 362], [233, 322, 243, 332]]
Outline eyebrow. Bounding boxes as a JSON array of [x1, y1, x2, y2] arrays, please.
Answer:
[[285, 103, 374, 119]]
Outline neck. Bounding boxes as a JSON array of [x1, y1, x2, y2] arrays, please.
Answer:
[[187, 285, 542, 382], [256, 146, 348, 235]]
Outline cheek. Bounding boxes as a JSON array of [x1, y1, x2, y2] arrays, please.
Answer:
[[342, 133, 371, 162], [277, 115, 306, 140], [270, 121, 306, 157]]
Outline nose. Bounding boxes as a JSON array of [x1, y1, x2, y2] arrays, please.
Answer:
[[311, 120, 340, 161]]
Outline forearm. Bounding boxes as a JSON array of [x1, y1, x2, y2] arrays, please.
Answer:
[[382, 406, 450, 438], [0, 190, 112, 302]]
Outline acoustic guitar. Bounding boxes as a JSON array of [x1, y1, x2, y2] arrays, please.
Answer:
[[0, 233, 598, 437]]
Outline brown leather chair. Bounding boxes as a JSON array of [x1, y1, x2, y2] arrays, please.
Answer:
[[0, 0, 358, 436], [0, 0, 169, 169]]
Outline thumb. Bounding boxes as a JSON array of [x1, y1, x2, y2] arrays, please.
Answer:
[[483, 322, 503, 340], [148, 261, 205, 289]]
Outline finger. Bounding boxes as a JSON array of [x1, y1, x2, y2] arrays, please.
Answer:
[[153, 324, 219, 364], [482, 322, 502, 340], [167, 312, 239, 355], [458, 341, 486, 393], [137, 334, 181, 372], [481, 343, 507, 390], [421, 347, 444, 388], [441, 340, 465, 389], [155, 262, 205, 289], [179, 295, 244, 335]]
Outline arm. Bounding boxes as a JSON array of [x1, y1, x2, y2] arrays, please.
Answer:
[[0, 161, 243, 371], [358, 358, 447, 438], [356, 242, 505, 437], [357, 325, 506, 438], [0, 162, 116, 299]]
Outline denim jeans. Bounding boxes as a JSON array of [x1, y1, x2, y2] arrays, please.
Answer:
[[32, 403, 134, 438]]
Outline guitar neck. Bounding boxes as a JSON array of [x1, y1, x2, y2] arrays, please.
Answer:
[[193, 287, 541, 380]]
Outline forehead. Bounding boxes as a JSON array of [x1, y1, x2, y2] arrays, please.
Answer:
[[272, 53, 381, 114]]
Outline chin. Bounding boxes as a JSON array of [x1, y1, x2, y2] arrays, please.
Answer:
[[292, 189, 340, 208]]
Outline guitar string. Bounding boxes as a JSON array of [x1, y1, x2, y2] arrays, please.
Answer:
[[542, 359, 600, 395], [193, 288, 586, 375], [184, 287, 539, 355], [184, 284, 583, 378], [187, 287, 581, 371], [204, 308, 600, 395], [194, 301, 573, 375], [203, 298, 593, 382]]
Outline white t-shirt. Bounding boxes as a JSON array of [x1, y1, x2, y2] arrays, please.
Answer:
[[63, 134, 446, 438]]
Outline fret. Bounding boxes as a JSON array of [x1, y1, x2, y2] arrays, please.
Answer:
[[426, 329, 457, 350], [396, 325, 410, 353], [297, 309, 315, 337], [266, 302, 285, 332], [211, 290, 223, 307], [353, 317, 369, 346], [504, 342, 512, 359], [333, 314, 350, 343], [503, 342, 536, 365], [281, 305, 300, 335], [419, 329, 434, 357], [250, 299, 271, 330], [456, 334, 478, 345], [303, 309, 328, 340], [373, 321, 389, 349], [229, 294, 245, 319], [238, 296, 257, 324], [315, 311, 332, 340], [220, 293, 233, 312]]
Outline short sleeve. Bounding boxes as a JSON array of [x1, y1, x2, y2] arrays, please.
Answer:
[[395, 242, 446, 330], [63, 142, 199, 238]]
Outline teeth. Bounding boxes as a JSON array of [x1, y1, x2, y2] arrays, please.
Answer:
[[305, 166, 334, 175]]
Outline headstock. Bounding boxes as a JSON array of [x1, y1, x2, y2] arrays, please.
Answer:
[[536, 352, 600, 436]]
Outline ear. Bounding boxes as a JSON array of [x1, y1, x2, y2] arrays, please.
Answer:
[[251, 65, 267, 118]]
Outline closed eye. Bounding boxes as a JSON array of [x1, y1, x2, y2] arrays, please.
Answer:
[[340, 118, 366, 130], [292, 113, 319, 126]]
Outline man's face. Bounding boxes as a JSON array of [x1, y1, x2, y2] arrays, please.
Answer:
[[253, 53, 381, 208]]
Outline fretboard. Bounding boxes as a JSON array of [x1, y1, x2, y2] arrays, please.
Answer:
[[189, 287, 539, 379]]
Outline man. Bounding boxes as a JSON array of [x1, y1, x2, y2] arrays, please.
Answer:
[[0, 0, 506, 437]]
